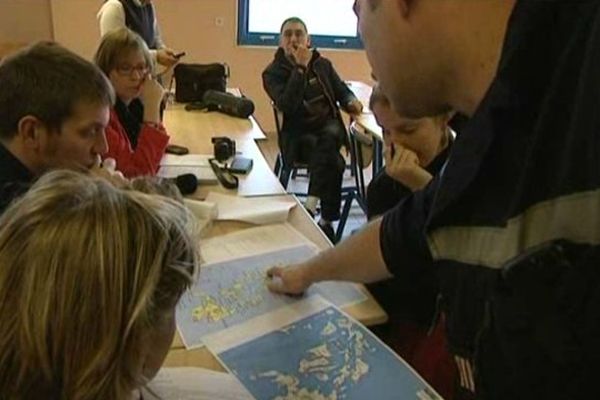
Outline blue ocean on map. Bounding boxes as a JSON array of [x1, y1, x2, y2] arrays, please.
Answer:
[[219, 305, 433, 400]]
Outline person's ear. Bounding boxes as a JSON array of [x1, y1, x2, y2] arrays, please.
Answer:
[[17, 115, 45, 150], [306, 34, 312, 48]]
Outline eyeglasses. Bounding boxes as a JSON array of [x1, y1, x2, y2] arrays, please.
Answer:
[[115, 64, 149, 76]]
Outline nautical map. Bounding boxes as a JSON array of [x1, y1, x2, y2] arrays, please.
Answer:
[[217, 301, 438, 400], [177, 245, 366, 348]]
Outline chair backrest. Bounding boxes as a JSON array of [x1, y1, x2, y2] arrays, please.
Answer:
[[349, 121, 373, 169]]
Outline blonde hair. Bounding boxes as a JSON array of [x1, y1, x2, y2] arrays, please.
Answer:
[[94, 28, 154, 76], [0, 170, 199, 399]]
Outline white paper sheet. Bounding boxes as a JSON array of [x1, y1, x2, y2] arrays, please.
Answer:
[[145, 367, 253, 400], [161, 154, 212, 166], [183, 199, 218, 220], [183, 199, 217, 237], [205, 192, 296, 224], [158, 154, 217, 183], [199, 223, 313, 264]]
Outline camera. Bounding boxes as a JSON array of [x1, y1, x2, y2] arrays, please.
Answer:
[[211, 136, 236, 162]]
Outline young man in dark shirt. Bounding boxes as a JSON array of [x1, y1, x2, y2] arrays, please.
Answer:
[[268, 1, 600, 398], [263, 17, 363, 242], [0, 42, 116, 214]]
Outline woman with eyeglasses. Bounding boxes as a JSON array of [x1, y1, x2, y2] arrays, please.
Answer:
[[95, 28, 170, 178]]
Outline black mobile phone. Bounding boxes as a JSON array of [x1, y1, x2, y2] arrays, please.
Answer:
[[229, 156, 253, 174], [174, 51, 186, 59], [165, 144, 189, 155]]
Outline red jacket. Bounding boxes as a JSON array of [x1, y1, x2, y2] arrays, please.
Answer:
[[103, 108, 170, 177]]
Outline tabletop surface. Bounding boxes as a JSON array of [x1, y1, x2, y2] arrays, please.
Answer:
[[162, 91, 387, 372]]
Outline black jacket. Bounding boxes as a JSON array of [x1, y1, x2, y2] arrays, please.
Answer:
[[381, 1, 600, 398], [0, 144, 33, 215], [262, 48, 357, 161]]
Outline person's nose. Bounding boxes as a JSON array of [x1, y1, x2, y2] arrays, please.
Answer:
[[131, 68, 145, 80], [94, 130, 109, 155]]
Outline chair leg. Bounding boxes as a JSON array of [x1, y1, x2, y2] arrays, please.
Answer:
[[335, 190, 356, 242], [279, 166, 292, 189], [356, 148, 367, 203], [274, 154, 282, 176], [349, 145, 356, 177]]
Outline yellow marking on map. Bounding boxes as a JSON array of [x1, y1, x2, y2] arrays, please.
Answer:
[[192, 296, 233, 322], [191, 268, 274, 323]]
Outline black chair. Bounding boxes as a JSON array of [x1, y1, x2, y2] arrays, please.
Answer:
[[271, 103, 366, 242], [348, 121, 374, 206], [272, 104, 310, 190]]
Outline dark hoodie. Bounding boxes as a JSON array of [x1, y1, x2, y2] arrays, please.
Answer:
[[262, 48, 357, 160]]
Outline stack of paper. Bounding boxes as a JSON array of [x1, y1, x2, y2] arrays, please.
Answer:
[[205, 192, 297, 224], [158, 153, 218, 184], [199, 223, 313, 264], [183, 198, 218, 237]]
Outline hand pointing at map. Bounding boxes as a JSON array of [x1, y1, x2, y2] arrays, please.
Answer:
[[266, 263, 311, 295]]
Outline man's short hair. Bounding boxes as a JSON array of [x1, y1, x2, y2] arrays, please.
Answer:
[[0, 42, 115, 139], [94, 28, 153, 77], [369, 83, 390, 110], [280, 17, 308, 34]]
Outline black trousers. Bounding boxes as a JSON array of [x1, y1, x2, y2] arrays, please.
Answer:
[[287, 118, 346, 221]]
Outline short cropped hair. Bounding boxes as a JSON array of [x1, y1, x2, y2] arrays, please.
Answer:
[[280, 17, 308, 33], [94, 28, 154, 76], [369, 83, 390, 110], [0, 42, 114, 139]]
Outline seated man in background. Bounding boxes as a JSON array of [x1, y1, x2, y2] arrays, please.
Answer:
[[0, 42, 116, 214], [263, 17, 363, 242], [95, 28, 170, 178], [98, 0, 180, 68], [0, 170, 199, 399]]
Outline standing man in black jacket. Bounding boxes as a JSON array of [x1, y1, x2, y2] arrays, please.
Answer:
[[263, 17, 363, 242]]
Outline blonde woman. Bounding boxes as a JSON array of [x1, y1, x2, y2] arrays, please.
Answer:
[[95, 28, 170, 178], [0, 170, 199, 399]]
